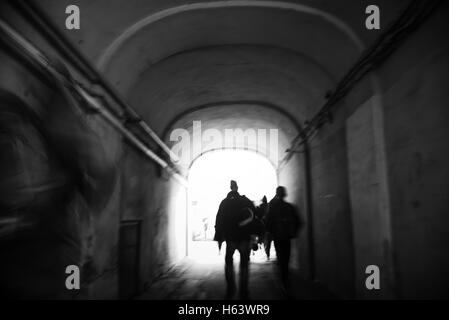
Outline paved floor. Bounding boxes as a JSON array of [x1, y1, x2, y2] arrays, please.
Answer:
[[137, 242, 336, 300]]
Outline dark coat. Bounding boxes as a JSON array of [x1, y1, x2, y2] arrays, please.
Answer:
[[265, 198, 301, 240], [214, 191, 256, 242]]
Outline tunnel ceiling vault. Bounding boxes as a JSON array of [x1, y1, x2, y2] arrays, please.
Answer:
[[97, 1, 364, 95], [163, 103, 298, 173], [88, 1, 380, 151], [21, 0, 388, 174], [127, 45, 336, 135], [23, 0, 390, 172], [35, 0, 406, 66], [161, 98, 302, 140], [23, 0, 393, 170], [97, 0, 367, 69]]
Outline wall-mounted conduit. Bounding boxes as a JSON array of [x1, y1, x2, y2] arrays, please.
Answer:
[[282, 0, 442, 164], [8, 0, 181, 165], [0, 18, 187, 187]]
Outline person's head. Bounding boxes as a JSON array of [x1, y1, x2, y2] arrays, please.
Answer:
[[230, 180, 238, 192], [276, 186, 287, 199], [262, 195, 267, 204]]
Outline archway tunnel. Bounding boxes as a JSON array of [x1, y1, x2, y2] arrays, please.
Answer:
[[0, 0, 448, 300]]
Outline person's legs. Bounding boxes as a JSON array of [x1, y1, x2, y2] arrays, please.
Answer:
[[282, 239, 291, 283], [264, 233, 272, 259], [237, 240, 251, 299], [225, 241, 237, 299], [274, 239, 291, 285], [273, 239, 281, 264]]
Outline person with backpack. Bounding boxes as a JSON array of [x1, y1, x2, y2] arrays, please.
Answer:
[[214, 180, 256, 300], [265, 186, 302, 286]]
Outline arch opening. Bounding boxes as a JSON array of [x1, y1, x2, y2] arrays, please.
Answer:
[[186, 149, 278, 262]]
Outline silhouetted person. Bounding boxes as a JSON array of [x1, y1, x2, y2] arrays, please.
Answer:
[[265, 186, 301, 286], [257, 196, 273, 259], [255, 196, 268, 220], [202, 217, 209, 240], [214, 180, 256, 299]]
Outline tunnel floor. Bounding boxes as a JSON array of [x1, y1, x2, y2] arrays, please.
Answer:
[[137, 242, 335, 300]]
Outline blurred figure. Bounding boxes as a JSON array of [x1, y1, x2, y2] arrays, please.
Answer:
[[252, 196, 267, 254], [214, 180, 255, 300], [202, 217, 209, 240], [256, 196, 273, 260], [0, 60, 117, 298], [265, 186, 301, 287], [255, 196, 268, 220]]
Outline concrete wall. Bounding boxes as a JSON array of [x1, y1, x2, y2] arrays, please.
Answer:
[[307, 2, 449, 299], [0, 41, 187, 298], [309, 127, 355, 299], [346, 96, 394, 299], [353, 3, 449, 299], [381, 27, 449, 299], [121, 146, 187, 293]]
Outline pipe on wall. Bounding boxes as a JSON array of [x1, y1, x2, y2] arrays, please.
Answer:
[[0, 18, 187, 187]]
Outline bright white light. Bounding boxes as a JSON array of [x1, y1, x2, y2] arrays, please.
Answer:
[[187, 150, 278, 261]]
